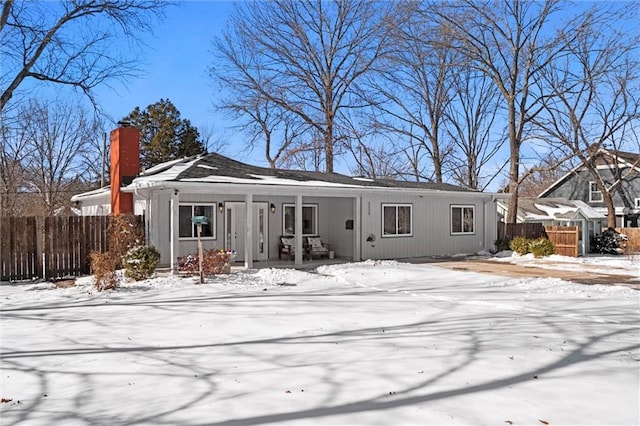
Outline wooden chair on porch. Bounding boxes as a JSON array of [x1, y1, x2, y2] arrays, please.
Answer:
[[305, 236, 330, 259], [278, 236, 296, 260]]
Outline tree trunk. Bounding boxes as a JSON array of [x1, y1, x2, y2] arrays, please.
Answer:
[[506, 99, 520, 224], [325, 122, 334, 173], [431, 136, 443, 183], [603, 190, 617, 228]]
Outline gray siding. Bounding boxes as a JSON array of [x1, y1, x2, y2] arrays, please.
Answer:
[[149, 189, 497, 266], [360, 193, 494, 260], [543, 168, 640, 209]]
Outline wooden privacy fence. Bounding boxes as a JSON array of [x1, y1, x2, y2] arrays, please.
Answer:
[[612, 228, 640, 252], [498, 222, 580, 257], [545, 226, 579, 257], [1, 215, 144, 282], [497, 222, 546, 240]]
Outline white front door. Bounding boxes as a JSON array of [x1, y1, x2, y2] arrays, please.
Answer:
[[225, 202, 269, 262]]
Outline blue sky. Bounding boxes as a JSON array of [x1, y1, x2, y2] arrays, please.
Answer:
[[65, 0, 637, 188], [94, 1, 235, 148]]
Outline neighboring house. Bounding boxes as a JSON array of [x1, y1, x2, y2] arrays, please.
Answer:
[[497, 197, 606, 255], [73, 126, 505, 270], [538, 148, 640, 228], [71, 187, 112, 216], [53, 206, 82, 216]]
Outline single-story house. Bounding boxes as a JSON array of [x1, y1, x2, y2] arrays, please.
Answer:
[[73, 126, 505, 270], [496, 197, 606, 255]]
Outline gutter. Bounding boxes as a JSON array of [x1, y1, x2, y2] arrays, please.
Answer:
[[121, 179, 505, 199]]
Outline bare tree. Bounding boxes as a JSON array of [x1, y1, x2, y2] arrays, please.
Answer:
[[221, 92, 306, 169], [279, 130, 326, 172], [342, 119, 405, 179], [0, 113, 28, 216], [517, 153, 574, 197], [370, 5, 456, 183], [432, 0, 572, 222], [534, 5, 640, 227], [0, 0, 168, 112], [77, 117, 110, 187], [198, 123, 227, 158], [211, 0, 393, 173], [444, 66, 504, 190], [17, 99, 94, 216]]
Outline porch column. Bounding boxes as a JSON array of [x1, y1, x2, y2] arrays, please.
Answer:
[[295, 194, 303, 265], [245, 193, 253, 269], [150, 192, 159, 249], [581, 220, 587, 256], [354, 196, 361, 261], [170, 190, 180, 274]]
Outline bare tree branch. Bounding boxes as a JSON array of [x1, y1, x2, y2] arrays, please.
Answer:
[[431, 0, 571, 222], [0, 0, 169, 112], [533, 4, 640, 226], [211, 0, 394, 172]]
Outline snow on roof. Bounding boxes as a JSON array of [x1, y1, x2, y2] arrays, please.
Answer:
[[129, 152, 478, 193], [70, 186, 110, 202], [180, 174, 363, 188], [140, 156, 200, 176], [518, 198, 606, 221], [135, 157, 201, 183]]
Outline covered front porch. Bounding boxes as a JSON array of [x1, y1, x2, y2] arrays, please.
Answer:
[[139, 182, 363, 271]]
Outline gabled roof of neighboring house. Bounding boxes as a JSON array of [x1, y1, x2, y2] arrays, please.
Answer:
[[499, 197, 606, 222], [605, 150, 640, 167], [129, 152, 478, 193], [70, 186, 110, 202], [53, 206, 82, 216], [538, 148, 640, 198]]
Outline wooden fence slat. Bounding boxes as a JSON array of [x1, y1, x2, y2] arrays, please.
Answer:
[[544, 225, 579, 257], [497, 222, 546, 240], [1, 215, 144, 282]]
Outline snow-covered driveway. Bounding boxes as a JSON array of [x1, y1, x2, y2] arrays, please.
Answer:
[[1, 260, 639, 425]]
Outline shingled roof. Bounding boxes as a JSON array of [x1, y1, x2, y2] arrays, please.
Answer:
[[135, 152, 476, 192]]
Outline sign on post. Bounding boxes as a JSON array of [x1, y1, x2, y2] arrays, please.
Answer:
[[191, 216, 208, 283]]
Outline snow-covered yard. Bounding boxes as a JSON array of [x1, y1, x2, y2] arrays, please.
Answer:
[[1, 257, 639, 425]]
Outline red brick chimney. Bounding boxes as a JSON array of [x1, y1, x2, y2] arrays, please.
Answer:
[[110, 125, 140, 215]]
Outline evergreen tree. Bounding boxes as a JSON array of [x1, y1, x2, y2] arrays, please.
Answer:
[[123, 99, 205, 169]]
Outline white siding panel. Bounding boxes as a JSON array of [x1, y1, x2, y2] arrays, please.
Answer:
[[80, 199, 110, 216], [155, 192, 171, 266]]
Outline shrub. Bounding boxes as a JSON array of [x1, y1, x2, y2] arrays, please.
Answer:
[[108, 214, 144, 268], [509, 237, 530, 255], [123, 246, 161, 281], [88, 215, 144, 291], [178, 249, 235, 276], [494, 238, 511, 252], [529, 237, 555, 258], [90, 251, 119, 291], [590, 227, 627, 255]]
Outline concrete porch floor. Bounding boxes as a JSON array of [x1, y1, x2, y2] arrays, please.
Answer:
[[230, 256, 353, 271]]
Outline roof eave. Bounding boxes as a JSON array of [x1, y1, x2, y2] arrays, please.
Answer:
[[123, 179, 500, 198]]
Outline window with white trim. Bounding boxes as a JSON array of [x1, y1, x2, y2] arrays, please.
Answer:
[[179, 204, 215, 239], [451, 205, 475, 235], [283, 204, 317, 235], [382, 204, 412, 237], [589, 181, 603, 202]]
